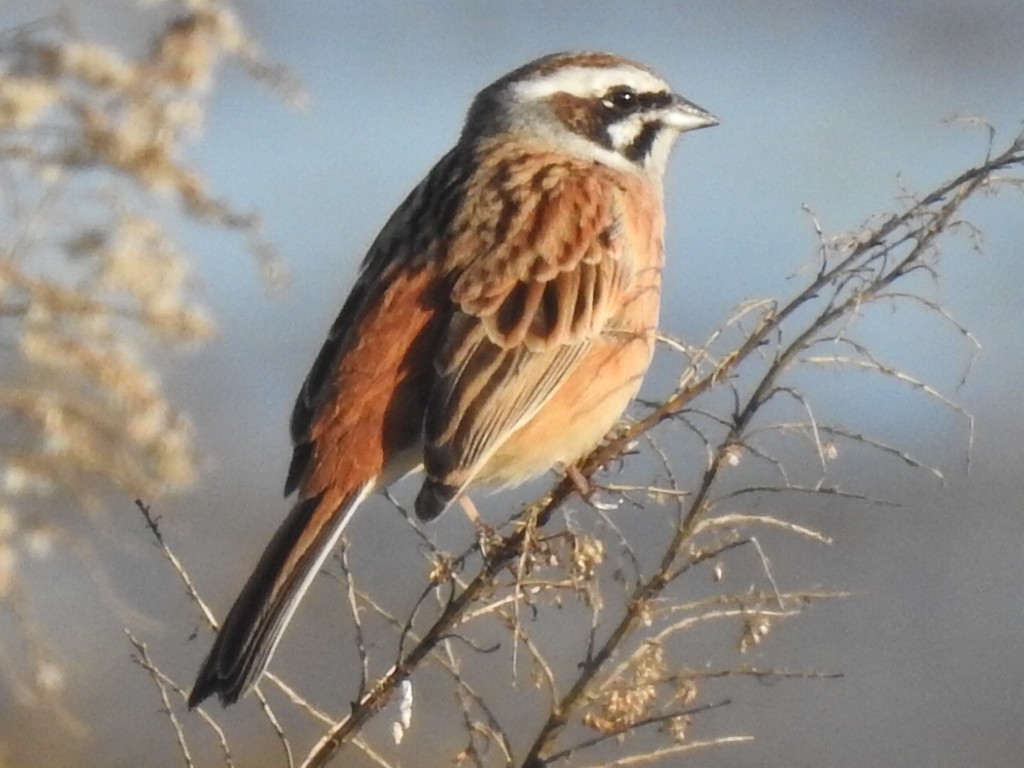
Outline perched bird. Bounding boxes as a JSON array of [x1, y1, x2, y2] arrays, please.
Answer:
[[188, 51, 716, 708]]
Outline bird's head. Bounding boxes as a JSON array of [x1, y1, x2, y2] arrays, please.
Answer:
[[464, 51, 718, 179]]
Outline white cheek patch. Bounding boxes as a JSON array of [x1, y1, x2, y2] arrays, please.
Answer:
[[644, 127, 679, 178], [563, 137, 638, 175], [606, 114, 645, 152], [514, 65, 669, 102]]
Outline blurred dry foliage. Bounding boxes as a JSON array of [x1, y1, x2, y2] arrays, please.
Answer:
[[135, 126, 1023, 767], [0, 2, 294, 718]]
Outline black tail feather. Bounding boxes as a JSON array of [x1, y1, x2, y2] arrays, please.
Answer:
[[188, 487, 367, 708], [414, 477, 460, 521]]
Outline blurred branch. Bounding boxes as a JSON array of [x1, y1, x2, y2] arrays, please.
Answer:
[[0, 0, 292, 717]]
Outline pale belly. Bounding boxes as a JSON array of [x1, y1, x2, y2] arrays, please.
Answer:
[[475, 328, 655, 488], [475, 250, 663, 489]]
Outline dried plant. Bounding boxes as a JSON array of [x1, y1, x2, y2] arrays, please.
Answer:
[[133, 120, 1024, 767], [0, 3, 292, 715]]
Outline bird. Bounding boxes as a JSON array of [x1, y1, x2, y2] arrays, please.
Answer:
[[188, 50, 717, 708]]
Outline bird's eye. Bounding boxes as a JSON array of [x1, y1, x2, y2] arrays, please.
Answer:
[[603, 86, 638, 112]]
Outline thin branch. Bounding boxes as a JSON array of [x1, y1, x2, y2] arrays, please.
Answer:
[[125, 630, 197, 768], [254, 686, 295, 768], [693, 513, 833, 546], [337, 540, 370, 699], [134, 499, 217, 628]]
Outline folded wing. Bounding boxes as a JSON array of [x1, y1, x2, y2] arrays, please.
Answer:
[[416, 168, 631, 518]]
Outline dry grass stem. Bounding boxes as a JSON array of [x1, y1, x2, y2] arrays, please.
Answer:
[[1, 3, 291, 714]]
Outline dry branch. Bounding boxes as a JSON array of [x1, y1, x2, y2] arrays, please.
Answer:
[[124, 128, 1024, 767]]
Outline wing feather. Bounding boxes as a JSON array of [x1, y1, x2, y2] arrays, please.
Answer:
[[419, 164, 631, 515]]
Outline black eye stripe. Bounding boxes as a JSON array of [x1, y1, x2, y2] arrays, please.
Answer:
[[601, 88, 673, 113], [642, 91, 673, 110]]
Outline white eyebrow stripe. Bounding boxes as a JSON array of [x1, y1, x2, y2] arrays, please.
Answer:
[[513, 65, 670, 101]]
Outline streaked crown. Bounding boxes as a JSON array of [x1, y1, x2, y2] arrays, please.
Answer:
[[463, 51, 717, 179]]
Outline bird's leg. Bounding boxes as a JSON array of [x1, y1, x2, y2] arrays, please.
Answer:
[[565, 464, 592, 499], [458, 494, 483, 528], [459, 494, 501, 557]]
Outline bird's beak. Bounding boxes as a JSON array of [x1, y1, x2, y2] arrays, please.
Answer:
[[664, 94, 719, 133]]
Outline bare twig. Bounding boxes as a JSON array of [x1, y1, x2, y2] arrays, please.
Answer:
[[126, 630, 197, 768], [135, 500, 218, 628]]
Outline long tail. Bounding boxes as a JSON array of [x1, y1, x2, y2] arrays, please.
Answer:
[[188, 483, 372, 708]]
